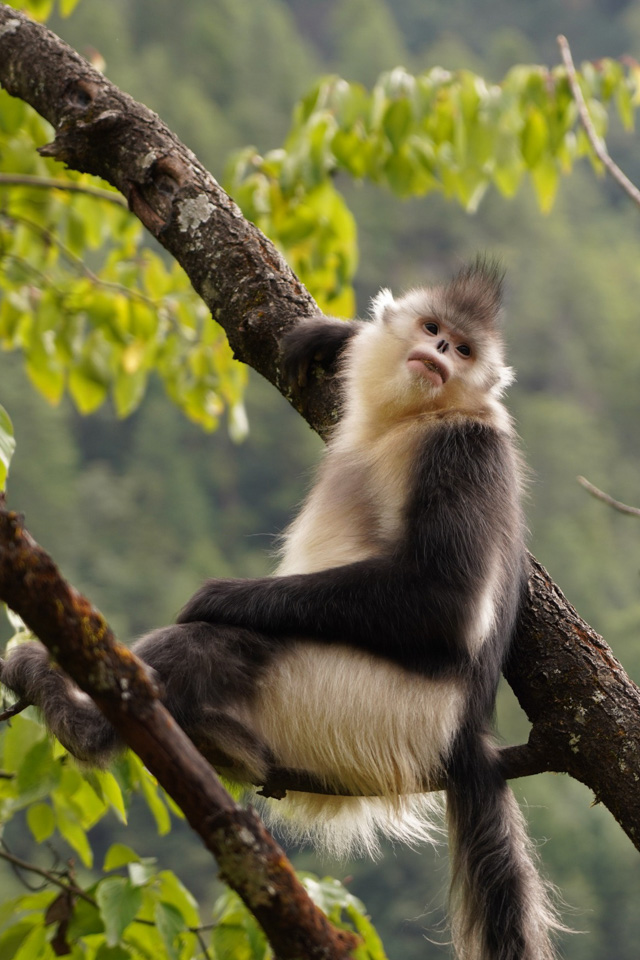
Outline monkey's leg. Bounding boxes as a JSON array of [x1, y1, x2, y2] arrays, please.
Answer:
[[132, 622, 275, 782], [1, 623, 276, 778], [1, 642, 121, 762]]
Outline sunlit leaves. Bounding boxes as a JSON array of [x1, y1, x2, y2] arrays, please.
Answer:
[[0, 93, 248, 433], [4, 0, 82, 21], [3, 52, 638, 434], [96, 878, 143, 946], [0, 706, 209, 960], [0, 405, 15, 491], [227, 56, 640, 308]]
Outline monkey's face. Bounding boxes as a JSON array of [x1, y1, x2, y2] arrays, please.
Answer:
[[405, 318, 472, 391], [343, 276, 514, 425]]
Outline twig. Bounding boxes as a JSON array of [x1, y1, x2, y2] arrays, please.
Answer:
[[558, 35, 640, 209], [577, 476, 640, 518], [0, 847, 96, 906], [0, 173, 127, 206], [0, 846, 217, 935]]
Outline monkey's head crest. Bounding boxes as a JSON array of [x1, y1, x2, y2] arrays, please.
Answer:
[[369, 257, 504, 333]]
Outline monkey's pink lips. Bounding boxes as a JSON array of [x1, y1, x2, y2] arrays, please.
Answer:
[[406, 351, 449, 385]]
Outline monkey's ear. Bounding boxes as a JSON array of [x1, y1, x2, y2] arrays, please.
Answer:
[[369, 288, 396, 322], [495, 364, 516, 393]]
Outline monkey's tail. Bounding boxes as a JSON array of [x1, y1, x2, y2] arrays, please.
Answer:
[[446, 731, 561, 960]]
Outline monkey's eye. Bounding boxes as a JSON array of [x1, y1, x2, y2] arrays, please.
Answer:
[[423, 321, 439, 335], [456, 344, 471, 357]]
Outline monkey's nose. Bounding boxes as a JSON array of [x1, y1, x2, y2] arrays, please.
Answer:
[[436, 340, 449, 354]]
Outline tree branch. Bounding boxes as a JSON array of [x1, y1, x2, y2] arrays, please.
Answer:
[[0, 1, 639, 868], [558, 34, 640, 209], [0, 172, 127, 205], [577, 475, 640, 518]]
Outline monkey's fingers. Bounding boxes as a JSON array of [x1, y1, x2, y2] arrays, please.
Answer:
[[0, 697, 31, 722]]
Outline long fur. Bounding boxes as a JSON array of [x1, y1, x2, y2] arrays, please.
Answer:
[[1, 261, 560, 959]]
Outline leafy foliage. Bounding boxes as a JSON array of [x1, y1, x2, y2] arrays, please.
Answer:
[[0, 405, 14, 492], [4, 0, 82, 21], [3, 53, 640, 423], [0, 707, 381, 959], [2, 2, 640, 958], [211, 877, 387, 960], [0, 94, 247, 433], [227, 56, 640, 308]]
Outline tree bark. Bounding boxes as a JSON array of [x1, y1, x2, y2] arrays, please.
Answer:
[[0, 1, 639, 863]]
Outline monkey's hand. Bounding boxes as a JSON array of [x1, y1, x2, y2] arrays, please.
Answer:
[[281, 317, 363, 387], [177, 578, 250, 626]]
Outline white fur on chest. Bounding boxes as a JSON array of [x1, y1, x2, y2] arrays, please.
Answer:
[[260, 403, 470, 855], [276, 417, 424, 575]]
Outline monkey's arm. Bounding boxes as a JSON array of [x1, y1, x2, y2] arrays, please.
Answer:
[[179, 421, 524, 672], [281, 316, 364, 386]]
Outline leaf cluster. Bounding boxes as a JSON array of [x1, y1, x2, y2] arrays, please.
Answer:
[[227, 58, 640, 309], [0, 94, 247, 433], [4, 0, 81, 22]]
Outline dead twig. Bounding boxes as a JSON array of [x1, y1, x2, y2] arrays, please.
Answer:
[[558, 34, 640, 209], [577, 475, 640, 518]]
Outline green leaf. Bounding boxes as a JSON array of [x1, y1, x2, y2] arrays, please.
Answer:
[[94, 945, 133, 960], [154, 901, 187, 960], [521, 107, 549, 167], [2, 715, 47, 774], [104, 844, 141, 872], [113, 366, 148, 418], [59, 0, 83, 15], [87, 770, 127, 823], [0, 90, 26, 135], [530, 156, 560, 213], [346, 903, 388, 960], [66, 896, 104, 941], [127, 860, 158, 888], [12, 923, 47, 960], [25, 350, 66, 406], [53, 799, 93, 867], [68, 364, 109, 415], [382, 99, 413, 150], [616, 81, 634, 131], [17, 736, 55, 793], [55, 767, 109, 830], [0, 405, 16, 492], [0, 919, 39, 960], [20, 0, 55, 22], [139, 773, 171, 835], [95, 877, 142, 947], [156, 871, 199, 928], [26, 802, 56, 843]]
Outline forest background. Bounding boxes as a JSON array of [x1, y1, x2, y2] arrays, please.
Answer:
[[2, 0, 640, 958]]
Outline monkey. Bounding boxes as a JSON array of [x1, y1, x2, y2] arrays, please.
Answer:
[[1, 259, 560, 960]]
